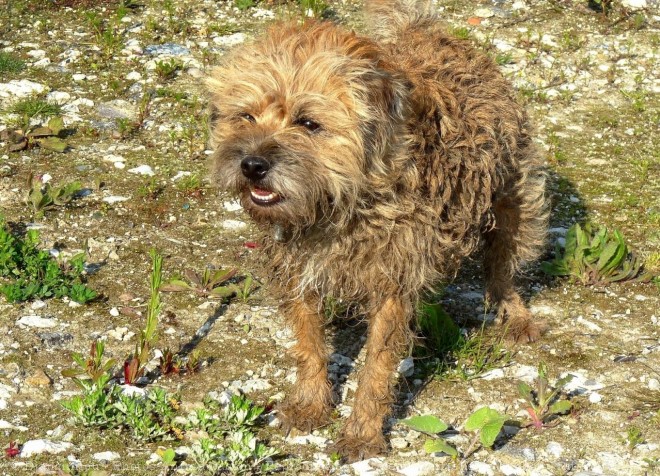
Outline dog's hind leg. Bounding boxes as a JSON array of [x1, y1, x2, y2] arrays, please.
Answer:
[[483, 170, 548, 342], [277, 296, 333, 432]]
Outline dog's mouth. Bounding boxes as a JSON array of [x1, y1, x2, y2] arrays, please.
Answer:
[[250, 186, 282, 206]]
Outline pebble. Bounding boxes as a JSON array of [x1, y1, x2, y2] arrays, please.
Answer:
[[398, 357, 414, 377], [0, 79, 47, 99], [501, 464, 524, 476], [221, 219, 247, 229], [350, 458, 385, 476], [546, 441, 563, 458], [589, 392, 603, 403], [285, 434, 328, 447], [102, 196, 130, 203], [24, 369, 52, 387], [522, 448, 536, 461], [93, 451, 121, 462], [398, 461, 435, 476], [469, 461, 495, 476], [20, 439, 73, 457], [128, 164, 155, 176], [16, 315, 59, 328], [391, 437, 409, 449], [213, 33, 246, 47], [126, 71, 142, 81], [144, 43, 191, 56], [648, 378, 660, 391], [223, 200, 243, 212], [97, 99, 136, 120]]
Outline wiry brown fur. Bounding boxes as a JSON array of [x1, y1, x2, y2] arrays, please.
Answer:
[[207, 0, 548, 461]]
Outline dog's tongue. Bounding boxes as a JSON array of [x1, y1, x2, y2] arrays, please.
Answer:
[[252, 187, 272, 197]]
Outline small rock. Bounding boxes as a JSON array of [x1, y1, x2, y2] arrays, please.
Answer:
[[398, 357, 414, 377], [469, 461, 494, 476], [93, 451, 120, 462], [144, 43, 191, 56], [97, 99, 136, 120], [126, 71, 142, 81], [621, 0, 647, 8], [72, 73, 87, 81], [522, 447, 536, 461], [128, 165, 155, 176], [546, 441, 563, 458], [102, 196, 130, 204], [213, 33, 246, 47], [0, 79, 47, 99], [399, 461, 435, 476], [648, 378, 660, 391], [480, 368, 505, 380], [221, 219, 247, 230], [25, 369, 52, 387], [500, 464, 524, 476], [391, 437, 409, 449], [350, 458, 385, 476], [285, 434, 328, 447], [474, 7, 495, 18], [20, 439, 73, 457], [589, 392, 602, 403], [16, 315, 59, 328], [223, 200, 243, 212]]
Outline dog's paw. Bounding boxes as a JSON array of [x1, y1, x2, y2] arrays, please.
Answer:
[[331, 434, 387, 463], [506, 317, 546, 343], [277, 401, 331, 434]]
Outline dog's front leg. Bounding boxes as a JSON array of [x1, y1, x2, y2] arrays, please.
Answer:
[[277, 295, 333, 433], [334, 296, 411, 461]]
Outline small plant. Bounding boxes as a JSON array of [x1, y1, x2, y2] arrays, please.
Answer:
[[451, 26, 470, 39], [624, 426, 645, 450], [4, 441, 20, 458], [62, 340, 117, 384], [124, 250, 163, 384], [0, 51, 25, 74], [462, 407, 507, 457], [518, 362, 573, 430], [495, 52, 513, 65], [300, 0, 328, 17], [399, 415, 457, 457], [0, 223, 97, 303], [234, 0, 255, 10], [155, 58, 184, 80], [26, 173, 82, 216], [161, 266, 239, 299], [159, 347, 182, 376], [542, 223, 652, 285], [234, 273, 259, 302], [2, 116, 68, 153]]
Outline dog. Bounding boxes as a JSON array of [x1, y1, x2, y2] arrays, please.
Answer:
[[206, 0, 548, 461]]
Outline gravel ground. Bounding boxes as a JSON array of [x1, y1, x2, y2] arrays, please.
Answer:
[[1, 0, 659, 475]]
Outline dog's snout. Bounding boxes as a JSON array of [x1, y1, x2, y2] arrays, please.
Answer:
[[240, 155, 270, 180]]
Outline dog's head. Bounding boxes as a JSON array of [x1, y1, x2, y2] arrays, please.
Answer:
[[206, 21, 410, 231]]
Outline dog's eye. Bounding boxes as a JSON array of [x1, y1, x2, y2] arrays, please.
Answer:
[[238, 112, 256, 123], [295, 118, 321, 133]]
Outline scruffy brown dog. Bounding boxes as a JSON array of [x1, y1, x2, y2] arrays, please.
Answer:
[[207, 0, 548, 461]]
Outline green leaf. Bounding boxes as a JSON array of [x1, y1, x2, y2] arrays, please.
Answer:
[[37, 136, 67, 152], [480, 415, 506, 447], [28, 126, 54, 138], [423, 438, 458, 456], [549, 400, 572, 415], [47, 116, 65, 135], [399, 415, 448, 434], [464, 407, 505, 432], [160, 279, 192, 292], [517, 381, 532, 400], [209, 285, 236, 298]]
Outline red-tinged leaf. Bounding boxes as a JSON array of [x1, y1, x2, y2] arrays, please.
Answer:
[[160, 280, 192, 292], [61, 368, 84, 378], [8, 137, 28, 152], [244, 241, 259, 249], [5, 441, 20, 458]]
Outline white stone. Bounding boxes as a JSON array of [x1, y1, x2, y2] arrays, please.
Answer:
[[350, 458, 385, 476], [102, 196, 130, 203], [72, 73, 87, 81], [213, 33, 246, 47], [104, 153, 125, 163], [27, 49, 46, 59], [286, 434, 328, 447], [16, 315, 59, 328], [474, 7, 495, 18], [120, 385, 147, 397], [469, 461, 494, 476], [501, 464, 524, 476], [126, 71, 142, 81], [128, 165, 155, 176], [546, 441, 563, 458], [46, 91, 71, 104], [221, 219, 247, 230], [589, 392, 602, 403], [621, 0, 647, 8], [223, 200, 243, 212], [480, 368, 505, 380], [398, 357, 414, 377], [110, 307, 120, 317], [391, 437, 409, 449], [31, 300, 46, 310], [399, 461, 435, 476], [648, 378, 660, 391], [20, 439, 73, 458], [171, 171, 191, 181], [93, 451, 120, 462], [0, 79, 47, 99]]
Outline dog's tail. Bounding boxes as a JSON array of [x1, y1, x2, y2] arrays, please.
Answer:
[[364, 0, 434, 41]]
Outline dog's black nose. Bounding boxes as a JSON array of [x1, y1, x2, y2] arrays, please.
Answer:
[[240, 155, 270, 180]]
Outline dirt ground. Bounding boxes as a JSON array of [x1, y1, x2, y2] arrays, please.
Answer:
[[0, 0, 659, 475]]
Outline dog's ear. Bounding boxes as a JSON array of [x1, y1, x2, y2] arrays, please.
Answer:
[[376, 60, 411, 123]]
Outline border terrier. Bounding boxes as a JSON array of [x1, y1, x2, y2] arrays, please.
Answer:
[[207, 0, 548, 461]]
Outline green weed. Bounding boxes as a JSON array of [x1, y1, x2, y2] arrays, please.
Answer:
[[495, 52, 513, 65], [0, 51, 25, 74], [155, 58, 184, 80], [542, 223, 653, 285], [300, 0, 328, 17], [518, 362, 573, 430], [451, 26, 470, 39], [26, 172, 81, 216], [235, 0, 254, 10], [2, 116, 69, 153], [624, 425, 645, 450], [10, 97, 62, 119], [161, 266, 240, 300], [0, 222, 96, 303]]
